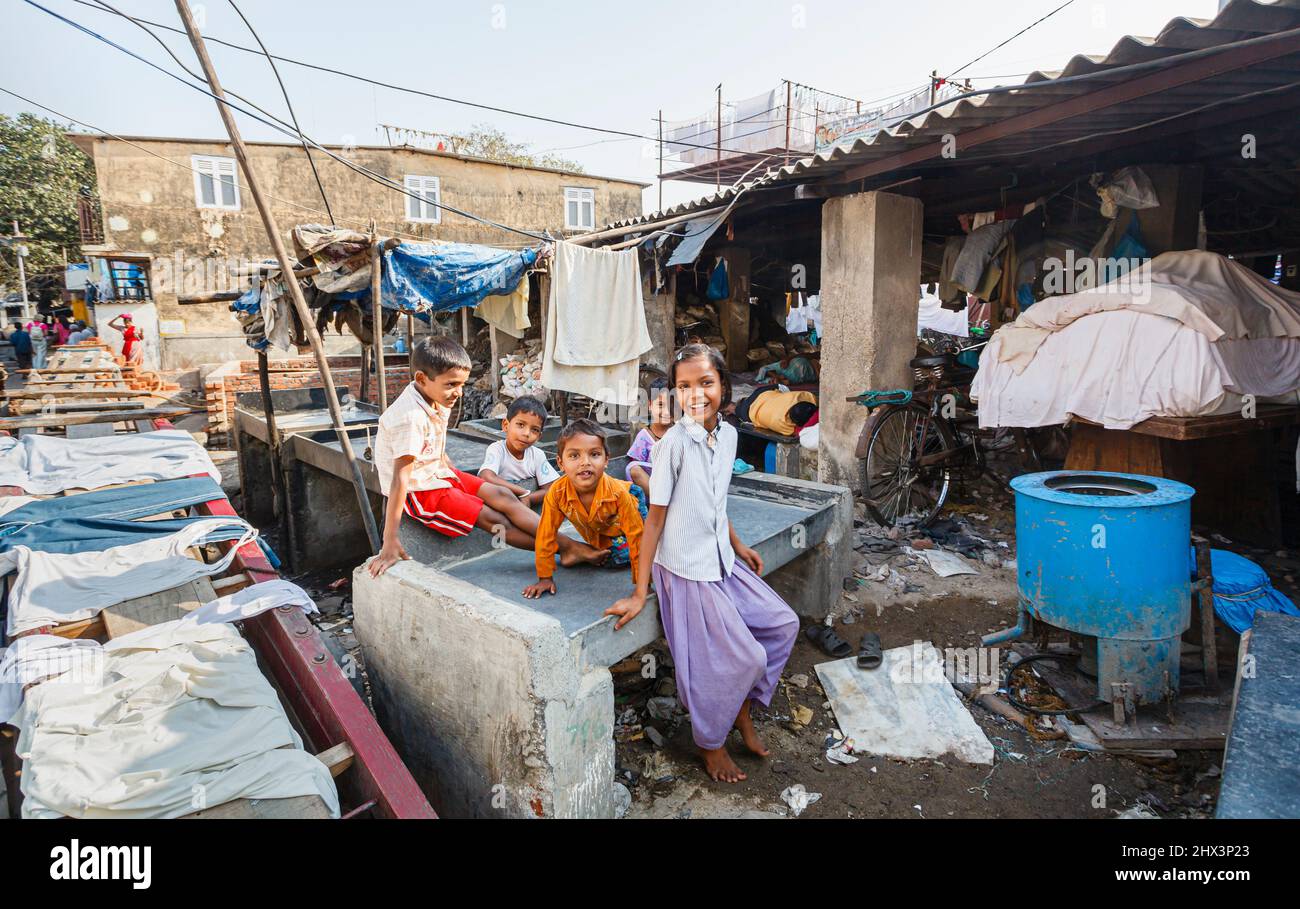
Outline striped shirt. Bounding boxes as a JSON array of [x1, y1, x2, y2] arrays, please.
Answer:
[[374, 382, 457, 494], [648, 416, 737, 581]]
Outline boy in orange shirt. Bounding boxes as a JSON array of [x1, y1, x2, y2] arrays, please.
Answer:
[[523, 418, 645, 599]]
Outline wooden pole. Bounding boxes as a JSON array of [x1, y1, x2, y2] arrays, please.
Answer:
[[460, 307, 470, 347], [488, 325, 499, 406], [784, 80, 792, 166], [257, 351, 292, 562], [405, 314, 415, 382], [715, 83, 722, 193], [370, 233, 388, 412], [174, 0, 380, 554]]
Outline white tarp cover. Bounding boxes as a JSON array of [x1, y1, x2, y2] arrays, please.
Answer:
[[12, 620, 339, 819], [815, 644, 994, 765], [972, 252, 1300, 429], [0, 430, 221, 495]]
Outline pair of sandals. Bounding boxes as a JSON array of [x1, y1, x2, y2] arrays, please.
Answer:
[[806, 626, 882, 670]]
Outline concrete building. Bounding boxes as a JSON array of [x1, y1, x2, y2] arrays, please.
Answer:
[[70, 134, 647, 369]]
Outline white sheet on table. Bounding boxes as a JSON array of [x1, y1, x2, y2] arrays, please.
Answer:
[[13, 620, 339, 819], [971, 309, 1300, 430], [1, 517, 258, 636], [0, 429, 220, 494], [0, 635, 102, 725], [994, 251, 1300, 373]]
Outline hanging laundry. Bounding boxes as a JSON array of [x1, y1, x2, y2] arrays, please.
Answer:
[[950, 220, 1016, 297], [0, 430, 220, 495], [475, 277, 531, 339], [542, 242, 651, 406], [706, 257, 730, 301]]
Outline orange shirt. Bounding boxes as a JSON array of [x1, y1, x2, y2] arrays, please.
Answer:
[[535, 473, 644, 583]]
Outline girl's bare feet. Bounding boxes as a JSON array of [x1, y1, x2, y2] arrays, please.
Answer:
[[700, 745, 747, 783], [734, 700, 769, 757]]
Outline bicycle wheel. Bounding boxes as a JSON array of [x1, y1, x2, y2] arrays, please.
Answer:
[[863, 404, 955, 527]]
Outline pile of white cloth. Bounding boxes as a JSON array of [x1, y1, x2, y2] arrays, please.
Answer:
[[541, 241, 651, 406], [0, 430, 221, 495], [9, 619, 339, 819], [1, 517, 259, 636], [972, 252, 1300, 429]]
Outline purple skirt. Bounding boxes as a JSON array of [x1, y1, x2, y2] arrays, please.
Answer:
[[653, 558, 798, 749]]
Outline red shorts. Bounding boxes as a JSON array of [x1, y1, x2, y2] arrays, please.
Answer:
[[403, 469, 485, 538]]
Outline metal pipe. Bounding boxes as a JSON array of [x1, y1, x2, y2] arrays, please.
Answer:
[[981, 600, 1029, 647]]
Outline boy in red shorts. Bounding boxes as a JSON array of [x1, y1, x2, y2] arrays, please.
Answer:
[[367, 334, 608, 577]]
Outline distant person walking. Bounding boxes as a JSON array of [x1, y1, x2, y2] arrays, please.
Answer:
[[29, 321, 48, 370], [7, 322, 32, 371], [109, 313, 143, 366]]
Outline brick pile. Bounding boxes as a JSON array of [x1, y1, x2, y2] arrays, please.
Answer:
[[204, 354, 411, 443]]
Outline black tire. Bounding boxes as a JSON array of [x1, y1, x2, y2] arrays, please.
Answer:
[[862, 404, 954, 527]]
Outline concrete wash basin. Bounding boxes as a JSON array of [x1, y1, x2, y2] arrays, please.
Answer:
[[353, 469, 852, 819]]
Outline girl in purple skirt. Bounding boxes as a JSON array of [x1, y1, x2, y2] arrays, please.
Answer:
[[607, 344, 798, 783]]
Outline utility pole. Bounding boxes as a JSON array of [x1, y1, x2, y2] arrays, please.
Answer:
[[174, 0, 380, 554], [784, 80, 792, 166], [657, 109, 664, 213], [930, 69, 939, 105], [12, 221, 30, 323], [715, 84, 722, 193]]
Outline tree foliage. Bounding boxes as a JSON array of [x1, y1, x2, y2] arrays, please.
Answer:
[[0, 113, 97, 294], [457, 123, 584, 174]]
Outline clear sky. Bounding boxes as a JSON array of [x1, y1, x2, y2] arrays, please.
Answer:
[[2, 0, 1221, 220]]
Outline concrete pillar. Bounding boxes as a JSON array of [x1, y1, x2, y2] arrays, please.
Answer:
[[717, 246, 752, 374], [817, 191, 923, 491]]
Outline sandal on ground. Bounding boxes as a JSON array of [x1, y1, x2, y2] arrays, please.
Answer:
[[857, 632, 883, 670], [805, 625, 852, 658]]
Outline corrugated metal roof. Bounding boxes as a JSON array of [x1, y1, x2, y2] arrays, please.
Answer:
[[604, 0, 1300, 233]]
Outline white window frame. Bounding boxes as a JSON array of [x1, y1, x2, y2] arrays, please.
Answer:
[[404, 174, 442, 224], [564, 186, 595, 231], [191, 154, 240, 210]]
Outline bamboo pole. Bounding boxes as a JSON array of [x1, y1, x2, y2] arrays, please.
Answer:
[[370, 233, 388, 412], [174, 0, 379, 553]]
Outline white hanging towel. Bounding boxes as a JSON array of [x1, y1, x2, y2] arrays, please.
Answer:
[[13, 620, 339, 819], [0, 430, 221, 495], [2, 517, 258, 636], [542, 241, 651, 406]]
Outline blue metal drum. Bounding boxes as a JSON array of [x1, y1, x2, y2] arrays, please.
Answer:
[[1009, 471, 1195, 705]]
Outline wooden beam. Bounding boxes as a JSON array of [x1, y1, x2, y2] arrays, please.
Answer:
[[3, 389, 151, 399], [315, 741, 356, 778], [0, 406, 189, 430]]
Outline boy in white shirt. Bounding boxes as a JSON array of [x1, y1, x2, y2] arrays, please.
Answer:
[[478, 396, 560, 507]]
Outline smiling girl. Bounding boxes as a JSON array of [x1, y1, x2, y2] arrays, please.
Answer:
[[607, 344, 799, 783]]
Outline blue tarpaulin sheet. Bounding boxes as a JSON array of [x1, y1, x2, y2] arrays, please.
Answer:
[[1190, 547, 1300, 634], [381, 242, 537, 315]]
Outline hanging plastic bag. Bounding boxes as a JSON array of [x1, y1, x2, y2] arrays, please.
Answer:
[[785, 292, 808, 334], [706, 258, 730, 300]]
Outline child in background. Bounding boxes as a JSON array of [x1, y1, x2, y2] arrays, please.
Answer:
[[625, 380, 673, 496], [478, 396, 559, 507], [524, 419, 645, 599], [368, 336, 607, 578], [608, 344, 798, 784]]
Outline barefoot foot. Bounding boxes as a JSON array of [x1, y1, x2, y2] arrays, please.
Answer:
[[559, 542, 609, 568], [700, 745, 747, 783], [734, 704, 769, 758]]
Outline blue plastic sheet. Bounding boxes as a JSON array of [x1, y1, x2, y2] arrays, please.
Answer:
[[1190, 547, 1300, 634], [381, 242, 537, 315]]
